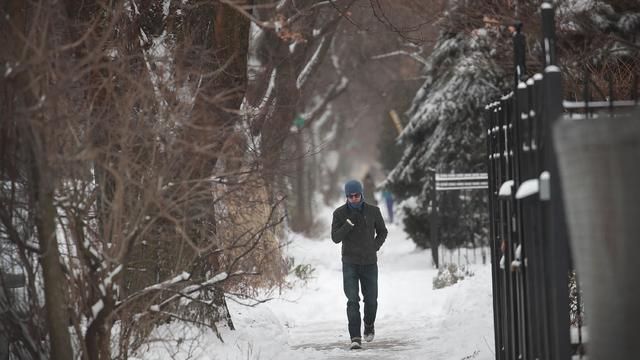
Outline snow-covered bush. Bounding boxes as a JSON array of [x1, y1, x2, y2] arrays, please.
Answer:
[[292, 263, 316, 284], [433, 263, 475, 289]]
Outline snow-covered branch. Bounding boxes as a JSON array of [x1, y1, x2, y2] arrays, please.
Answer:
[[297, 36, 327, 89], [286, 1, 333, 25], [295, 1, 355, 90], [117, 271, 192, 309], [217, 0, 277, 30], [372, 50, 428, 66], [151, 272, 192, 290], [124, 271, 230, 321], [300, 76, 349, 125], [260, 69, 277, 112]]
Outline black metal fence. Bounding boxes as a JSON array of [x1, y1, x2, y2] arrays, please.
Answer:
[[484, 2, 638, 360]]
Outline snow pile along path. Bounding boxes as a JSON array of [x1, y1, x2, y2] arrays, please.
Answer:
[[138, 205, 495, 360]]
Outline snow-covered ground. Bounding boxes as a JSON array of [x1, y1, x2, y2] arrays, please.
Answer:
[[137, 205, 495, 360]]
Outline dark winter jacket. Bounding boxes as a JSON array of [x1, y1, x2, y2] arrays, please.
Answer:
[[331, 202, 388, 264]]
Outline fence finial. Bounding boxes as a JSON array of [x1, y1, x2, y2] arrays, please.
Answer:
[[541, 1, 557, 67]]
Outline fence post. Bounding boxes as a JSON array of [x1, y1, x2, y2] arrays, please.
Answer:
[[533, 73, 551, 360], [511, 21, 532, 360], [486, 104, 504, 360], [429, 169, 439, 268], [540, 2, 571, 360]]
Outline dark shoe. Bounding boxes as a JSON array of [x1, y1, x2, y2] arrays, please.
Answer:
[[364, 323, 375, 342], [349, 337, 362, 350]]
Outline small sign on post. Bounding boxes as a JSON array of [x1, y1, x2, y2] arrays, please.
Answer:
[[435, 173, 488, 191], [428, 172, 489, 268]]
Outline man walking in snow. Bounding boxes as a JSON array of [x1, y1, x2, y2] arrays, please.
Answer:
[[331, 180, 388, 350]]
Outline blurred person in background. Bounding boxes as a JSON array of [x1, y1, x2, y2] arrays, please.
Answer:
[[362, 172, 378, 206]]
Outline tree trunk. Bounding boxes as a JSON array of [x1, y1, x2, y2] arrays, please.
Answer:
[[29, 139, 74, 360], [6, 0, 74, 358], [291, 131, 312, 233], [431, 245, 439, 269], [85, 286, 114, 360], [178, 1, 250, 327]]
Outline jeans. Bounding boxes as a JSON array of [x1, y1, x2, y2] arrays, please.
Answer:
[[342, 262, 378, 339]]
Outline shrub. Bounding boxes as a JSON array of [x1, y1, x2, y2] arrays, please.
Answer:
[[433, 263, 475, 289]]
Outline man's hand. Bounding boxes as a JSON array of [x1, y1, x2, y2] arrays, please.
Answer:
[[346, 219, 354, 227]]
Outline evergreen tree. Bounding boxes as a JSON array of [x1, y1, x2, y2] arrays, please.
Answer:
[[556, 0, 640, 99], [387, 24, 508, 256], [387, 0, 640, 260]]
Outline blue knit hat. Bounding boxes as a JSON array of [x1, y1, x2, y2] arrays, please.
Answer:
[[344, 180, 363, 196]]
